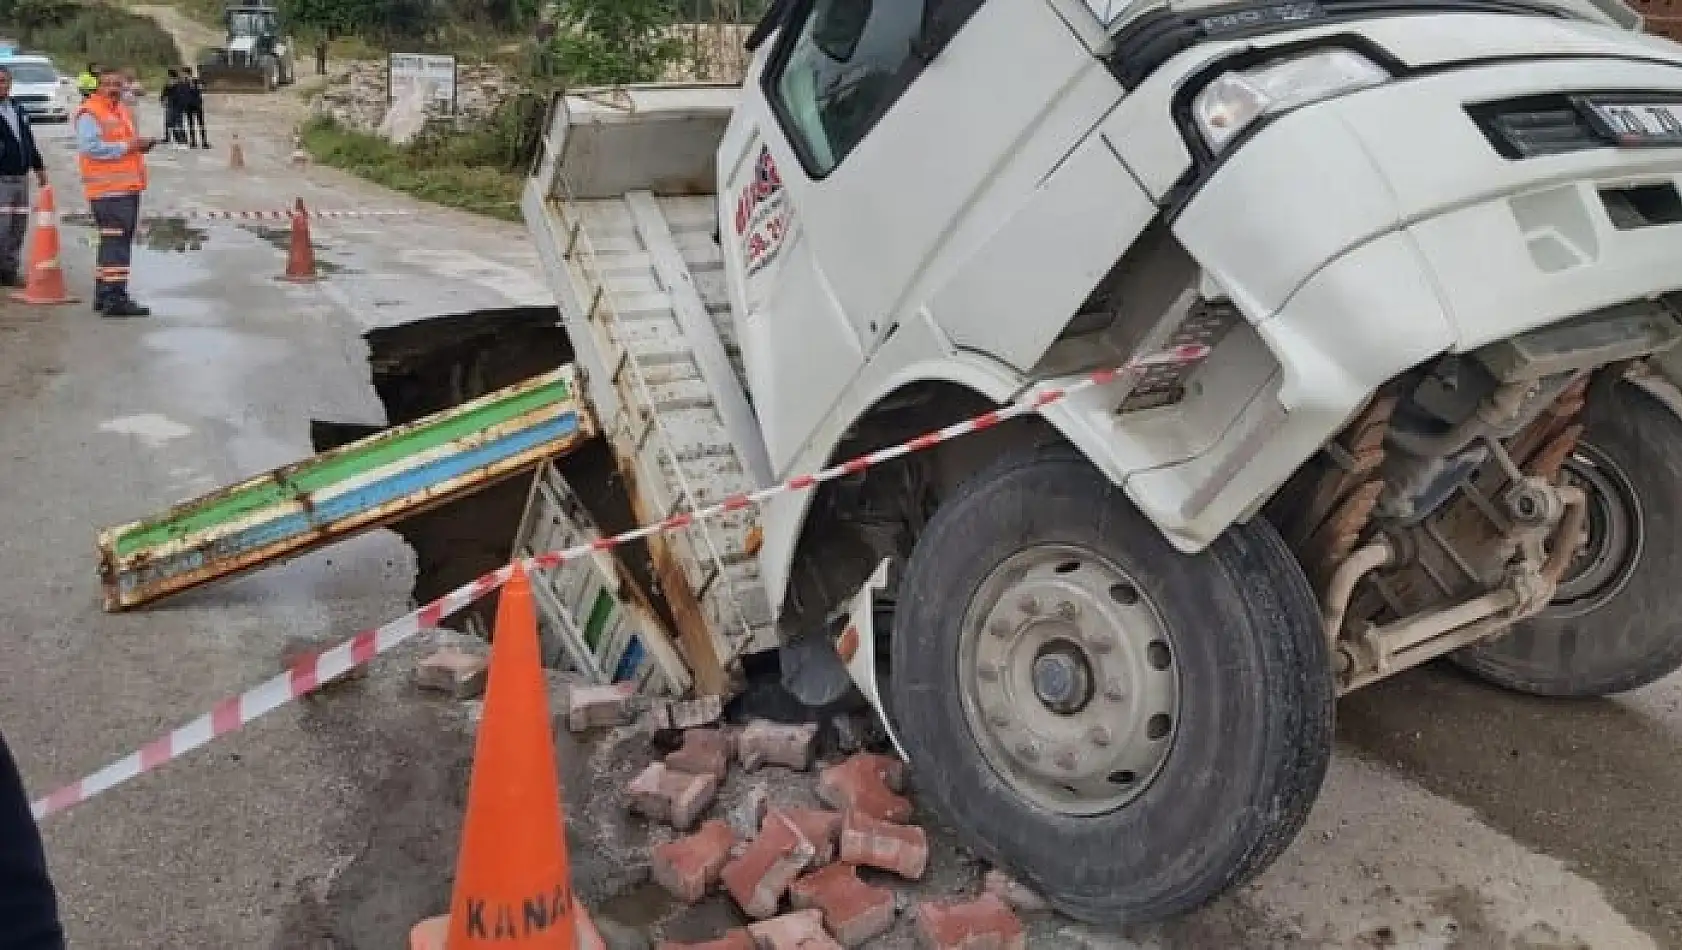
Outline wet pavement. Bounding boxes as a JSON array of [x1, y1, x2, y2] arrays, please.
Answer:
[[2, 58, 1682, 950]]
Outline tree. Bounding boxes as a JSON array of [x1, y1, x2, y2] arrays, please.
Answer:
[[547, 0, 682, 85]]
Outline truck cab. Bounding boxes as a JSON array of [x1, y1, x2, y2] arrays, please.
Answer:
[[527, 0, 1682, 924]]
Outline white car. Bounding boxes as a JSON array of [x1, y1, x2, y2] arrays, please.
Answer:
[[0, 55, 76, 122]]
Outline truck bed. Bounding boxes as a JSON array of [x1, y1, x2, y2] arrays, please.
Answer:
[[524, 85, 778, 686]]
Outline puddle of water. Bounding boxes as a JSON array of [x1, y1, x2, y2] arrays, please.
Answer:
[[237, 223, 353, 275], [56, 213, 212, 253], [143, 218, 211, 253]]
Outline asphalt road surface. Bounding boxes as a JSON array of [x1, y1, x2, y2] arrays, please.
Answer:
[[3, 76, 1682, 950]]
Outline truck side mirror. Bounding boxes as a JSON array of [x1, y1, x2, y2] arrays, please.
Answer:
[[811, 0, 873, 62]]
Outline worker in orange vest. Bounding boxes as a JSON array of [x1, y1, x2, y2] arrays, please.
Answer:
[[74, 67, 158, 318]]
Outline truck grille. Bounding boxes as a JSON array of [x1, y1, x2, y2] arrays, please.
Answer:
[[1467, 96, 1604, 159]]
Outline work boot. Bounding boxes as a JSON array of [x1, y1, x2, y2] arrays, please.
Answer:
[[101, 296, 150, 318], [0, 268, 18, 288]]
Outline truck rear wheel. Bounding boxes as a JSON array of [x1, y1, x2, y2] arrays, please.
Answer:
[[888, 448, 1334, 925], [1452, 380, 1682, 697]]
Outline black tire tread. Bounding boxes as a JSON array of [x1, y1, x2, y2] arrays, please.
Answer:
[[1453, 380, 1682, 697], [889, 445, 1334, 926]]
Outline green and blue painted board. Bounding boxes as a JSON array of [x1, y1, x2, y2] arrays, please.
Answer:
[[97, 365, 596, 611]]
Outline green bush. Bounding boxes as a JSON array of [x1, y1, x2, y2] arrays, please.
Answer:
[[2, 2, 181, 72], [300, 113, 528, 222]]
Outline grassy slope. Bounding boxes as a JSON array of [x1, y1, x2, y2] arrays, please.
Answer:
[[300, 116, 524, 222]]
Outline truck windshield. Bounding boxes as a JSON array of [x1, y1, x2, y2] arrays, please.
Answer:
[[229, 12, 276, 35], [2, 63, 57, 83]]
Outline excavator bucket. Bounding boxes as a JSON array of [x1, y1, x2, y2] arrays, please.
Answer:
[[198, 67, 270, 92]]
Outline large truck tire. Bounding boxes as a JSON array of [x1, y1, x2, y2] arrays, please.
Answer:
[[1453, 380, 1682, 697], [887, 446, 1334, 926]]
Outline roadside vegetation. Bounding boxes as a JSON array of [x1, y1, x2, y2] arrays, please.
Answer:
[[138, 0, 768, 220], [0, 0, 179, 79], [301, 91, 547, 222]]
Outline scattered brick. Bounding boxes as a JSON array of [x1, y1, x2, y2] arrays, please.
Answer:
[[645, 695, 725, 732], [567, 681, 639, 733], [654, 930, 755, 950], [720, 811, 816, 919], [747, 909, 843, 950], [816, 755, 912, 823], [413, 646, 488, 699], [666, 727, 735, 779], [737, 720, 819, 771], [280, 636, 367, 691], [982, 870, 1049, 914], [726, 783, 771, 839], [790, 863, 896, 946], [627, 762, 719, 832], [772, 807, 842, 867], [839, 810, 928, 880], [914, 895, 1025, 950], [652, 819, 737, 903]]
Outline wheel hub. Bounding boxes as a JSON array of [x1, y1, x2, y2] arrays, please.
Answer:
[[1547, 442, 1642, 619], [1031, 643, 1093, 714], [958, 545, 1182, 816]]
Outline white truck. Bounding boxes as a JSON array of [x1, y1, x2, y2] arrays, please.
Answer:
[[523, 0, 1682, 925]]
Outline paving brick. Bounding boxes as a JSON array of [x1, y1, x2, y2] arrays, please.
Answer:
[[816, 754, 911, 823], [838, 810, 928, 880], [737, 720, 819, 771], [280, 637, 370, 692], [747, 909, 843, 950], [666, 727, 735, 779], [413, 646, 488, 699], [654, 930, 755, 950], [645, 695, 725, 732], [771, 808, 842, 867], [982, 870, 1049, 914], [652, 819, 737, 903], [790, 863, 896, 946], [720, 811, 816, 919], [627, 762, 719, 832], [568, 681, 639, 733], [914, 895, 1025, 950]]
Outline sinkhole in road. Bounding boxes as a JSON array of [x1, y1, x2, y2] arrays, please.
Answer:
[[310, 305, 669, 651]]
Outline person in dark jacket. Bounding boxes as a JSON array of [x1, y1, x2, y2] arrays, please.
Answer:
[[0, 727, 66, 950], [161, 68, 186, 146], [0, 65, 49, 288], [180, 67, 209, 149]]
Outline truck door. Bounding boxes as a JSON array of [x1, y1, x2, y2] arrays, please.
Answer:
[[722, 0, 1096, 470]]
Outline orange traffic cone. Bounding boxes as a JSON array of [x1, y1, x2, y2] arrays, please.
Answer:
[[11, 185, 76, 305], [408, 562, 604, 950], [281, 198, 318, 283], [229, 133, 246, 170]]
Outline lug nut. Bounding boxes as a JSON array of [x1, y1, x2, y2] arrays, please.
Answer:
[[1056, 601, 1079, 620], [1103, 681, 1126, 702], [1020, 596, 1041, 616], [1088, 725, 1112, 747]]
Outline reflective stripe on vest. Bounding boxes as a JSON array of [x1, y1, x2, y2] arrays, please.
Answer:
[[76, 98, 147, 200]]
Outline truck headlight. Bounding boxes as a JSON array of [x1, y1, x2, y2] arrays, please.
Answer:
[[1190, 49, 1390, 154]]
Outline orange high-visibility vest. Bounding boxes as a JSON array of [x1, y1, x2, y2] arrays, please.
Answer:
[[75, 95, 147, 200]]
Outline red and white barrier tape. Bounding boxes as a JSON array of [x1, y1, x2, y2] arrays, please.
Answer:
[[151, 208, 417, 221], [30, 347, 1207, 821]]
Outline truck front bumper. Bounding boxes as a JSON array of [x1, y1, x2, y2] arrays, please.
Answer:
[[1132, 56, 1682, 550]]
